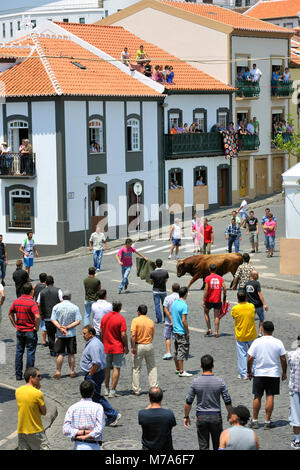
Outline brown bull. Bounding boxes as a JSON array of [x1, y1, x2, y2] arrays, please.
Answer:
[[176, 253, 243, 290]]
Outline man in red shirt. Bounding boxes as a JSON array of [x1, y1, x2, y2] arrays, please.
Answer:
[[202, 264, 226, 338], [8, 282, 40, 380], [201, 218, 214, 255], [100, 301, 128, 398]]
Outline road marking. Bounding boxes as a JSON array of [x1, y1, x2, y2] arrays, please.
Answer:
[[253, 265, 268, 269], [111, 280, 138, 286], [104, 245, 156, 256], [288, 313, 300, 317], [260, 274, 300, 284], [189, 326, 206, 333], [143, 244, 171, 253], [0, 431, 17, 448]]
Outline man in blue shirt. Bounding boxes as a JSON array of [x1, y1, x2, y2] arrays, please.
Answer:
[[80, 325, 121, 427], [225, 218, 242, 253], [171, 287, 192, 378]]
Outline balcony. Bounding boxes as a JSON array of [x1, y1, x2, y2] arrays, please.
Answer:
[[236, 79, 260, 99], [0, 153, 36, 178], [271, 80, 293, 98], [238, 134, 260, 152], [165, 132, 224, 158]]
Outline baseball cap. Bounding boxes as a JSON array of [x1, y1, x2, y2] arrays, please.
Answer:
[[62, 290, 71, 299], [231, 405, 250, 423]]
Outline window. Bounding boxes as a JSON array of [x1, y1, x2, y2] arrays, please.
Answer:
[[2, 23, 5, 39], [63, 18, 69, 23], [8, 120, 29, 152], [193, 109, 207, 132], [89, 119, 104, 153], [127, 118, 140, 151], [217, 109, 229, 130], [169, 112, 180, 130], [10, 22, 13, 37], [194, 166, 207, 186], [9, 189, 32, 229], [283, 23, 293, 29], [17, 21, 21, 31], [169, 168, 183, 188], [31, 20, 37, 29], [79, 18, 85, 24]]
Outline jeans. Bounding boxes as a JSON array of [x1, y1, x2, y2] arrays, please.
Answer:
[[84, 301, 95, 327], [228, 235, 239, 253], [15, 330, 38, 378], [93, 249, 104, 271], [45, 320, 57, 354], [153, 292, 167, 323], [236, 339, 254, 378], [265, 235, 275, 251], [0, 258, 6, 281], [119, 266, 131, 291], [196, 413, 223, 450], [85, 369, 118, 423]]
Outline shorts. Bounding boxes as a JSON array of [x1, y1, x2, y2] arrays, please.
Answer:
[[252, 376, 280, 397], [249, 232, 258, 244], [24, 257, 34, 267], [255, 306, 264, 323], [265, 236, 275, 250], [106, 353, 125, 368], [164, 323, 173, 340], [289, 391, 300, 427], [54, 336, 77, 355], [205, 302, 222, 311], [40, 319, 47, 332], [171, 238, 181, 247], [174, 333, 189, 361]]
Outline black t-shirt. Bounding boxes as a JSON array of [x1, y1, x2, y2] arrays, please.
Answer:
[[245, 280, 262, 308], [246, 217, 258, 232], [138, 408, 176, 450], [150, 269, 169, 293], [13, 268, 29, 297]]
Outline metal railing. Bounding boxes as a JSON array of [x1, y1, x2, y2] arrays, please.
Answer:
[[0, 153, 36, 177], [236, 79, 260, 98], [238, 134, 260, 151], [165, 132, 224, 156], [271, 80, 294, 97]]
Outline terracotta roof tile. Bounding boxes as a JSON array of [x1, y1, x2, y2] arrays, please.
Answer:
[[56, 22, 233, 92], [245, 0, 300, 20], [161, 0, 290, 33], [290, 38, 300, 65]]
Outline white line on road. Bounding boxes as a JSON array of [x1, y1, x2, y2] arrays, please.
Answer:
[[143, 244, 171, 253], [288, 313, 300, 317], [190, 327, 206, 333], [104, 245, 156, 256]]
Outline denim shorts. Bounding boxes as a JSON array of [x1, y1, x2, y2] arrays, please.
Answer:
[[255, 306, 265, 322], [289, 391, 300, 427], [24, 257, 34, 267], [171, 238, 181, 247], [265, 236, 275, 250], [164, 323, 173, 340], [106, 353, 125, 368]]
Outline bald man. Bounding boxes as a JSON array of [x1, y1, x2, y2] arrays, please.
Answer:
[[245, 271, 268, 336]]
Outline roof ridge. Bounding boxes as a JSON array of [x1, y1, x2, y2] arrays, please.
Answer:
[[30, 32, 63, 96]]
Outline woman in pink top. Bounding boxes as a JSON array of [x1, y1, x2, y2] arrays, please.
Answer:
[[263, 213, 276, 257], [192, 218, 204, 255], [115, 238, 148, 294]]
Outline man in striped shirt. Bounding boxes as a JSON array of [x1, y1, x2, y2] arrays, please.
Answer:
[[183, 354, 232, 450], [8, 282, 40, 381], [63, 380, 105, 450]]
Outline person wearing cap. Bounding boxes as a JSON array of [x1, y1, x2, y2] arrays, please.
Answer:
[[51, 291, 82, 379], [218, 405, 259, 450], [12, 259, 29, 298], [168, 219, 184, 260], [247, 321, 287, 430]]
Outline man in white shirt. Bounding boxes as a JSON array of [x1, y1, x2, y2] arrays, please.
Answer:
[[91, 289, 112, 337], [246, 120, 255, 135], [168, 219, 184, 260], [89, 225, 106, 272], [250, 64, 262, 82], [247, 321, 287, 429], [237, 199, 248, 228]]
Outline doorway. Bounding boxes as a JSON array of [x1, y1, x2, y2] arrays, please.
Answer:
[[89, 184, 107, 234], [239, 159, 249, 198], [218, 165, 229, 206], [255, 158, 267, 196], [127, 179, 144, 232]]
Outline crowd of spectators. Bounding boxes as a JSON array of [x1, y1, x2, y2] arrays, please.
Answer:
[[121, 45, 174, 84], [168, 118, 260, 136]]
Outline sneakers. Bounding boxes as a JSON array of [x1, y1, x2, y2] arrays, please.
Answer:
[[168, 255, 172, 259], [107, 412, 122, 427], [264, 421, 273, 430], [103, 386, 109, 396], [163, 353, 173, 360], [291, 440, 300, 449], [248, 419, 259, 429], [108, 390, 120, 398], [178, 371, 193, 377], [131, 390, 141, 396], [237, 374, 248, 380]]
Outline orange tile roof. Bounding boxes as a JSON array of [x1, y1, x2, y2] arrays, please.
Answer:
[[290, 38, 300, 66], [245, 0, 300, 20], [161, 0, 291, 33], [0, 33, 164, 98], [0, 45, 33, 59], [55, 22, 234, 92]]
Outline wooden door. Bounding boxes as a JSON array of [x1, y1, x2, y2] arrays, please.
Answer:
[[273, 156, 284, 192], [90, 186, 106, 233], [218, 168, 228, 206], [255, 159, 267, 196], [239, 159, 249, 198]]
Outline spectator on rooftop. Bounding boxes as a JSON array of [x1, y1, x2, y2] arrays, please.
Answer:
[[136, 45, 149, 65], [152, 65, 164, 83], [166, 66, 174, 84], [144, 61, 152, 78], [121, 47, 130, 66]]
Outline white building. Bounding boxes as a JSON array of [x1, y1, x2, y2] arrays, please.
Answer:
[[0, 1, 105, 41], [100, 0, 293, 205]]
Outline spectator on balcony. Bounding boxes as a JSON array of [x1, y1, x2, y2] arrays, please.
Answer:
[[183, 123, 189, 134], [238, 120, 248, 136], [144, 61, 152, 78], [121, 47, 130, 66], [286, 122, 293, 134], [283, 67, 291, 83], [227, 122, 235, 134], [170, 124, 178, 135], [210, 123, 220, 133], [89, 141, 100, 153], [195, 176, 205, 186], [272, 68, 280, 96], [242, 67, 252, 82], [136, 45, 149, 65], [253, 117, 260, 135], [246, 120, 255, 135], [0, 142, 13, 175], [189, 123, 197, 133], [177, 123, 184, 134], [19, 139, 33, 176], [250, 64, 262, 83], [170, 180, 182, 190]]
